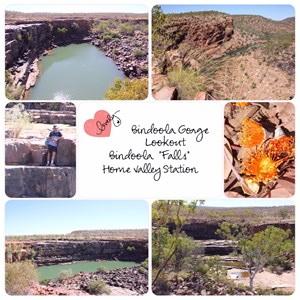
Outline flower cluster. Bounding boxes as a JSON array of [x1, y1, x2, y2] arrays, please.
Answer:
[[241, 136, 295, 184]]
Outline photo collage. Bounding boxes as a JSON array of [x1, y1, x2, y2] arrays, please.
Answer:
[[2, 1, 297, 298]]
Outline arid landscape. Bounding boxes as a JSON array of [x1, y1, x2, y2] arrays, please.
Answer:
[[5, 201, 149, 296], [5, 9, 148, 100], [152, 6, 295, 100], [224, 102, 295, 198], [6, 230, 148, 295], [152, 200, 295, 295]]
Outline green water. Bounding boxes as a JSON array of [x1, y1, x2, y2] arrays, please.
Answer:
[[37, 260, 139, 282], [28, 43, 125, 100]]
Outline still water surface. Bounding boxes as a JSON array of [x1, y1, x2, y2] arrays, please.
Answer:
[[28, 43, 125, 100], [37, 260, 139, 282]]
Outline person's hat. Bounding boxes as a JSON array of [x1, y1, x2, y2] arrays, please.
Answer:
[[52, 125, 59, 129]]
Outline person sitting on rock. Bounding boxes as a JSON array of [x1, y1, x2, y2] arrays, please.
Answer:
[[47, 125, 63, 166]]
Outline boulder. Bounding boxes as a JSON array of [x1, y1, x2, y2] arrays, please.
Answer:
[[153, 86, 178, 100], [56, 139, 76, 167], [5, 141, 32, 165], [31, 144, 48, 166], [5, 166, 76, 197], [194, 92, 208, 100]]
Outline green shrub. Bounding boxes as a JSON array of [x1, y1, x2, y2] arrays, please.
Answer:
[[134, 49, 146, 58], [127, 246, 136, 252], [104, 78, 148, 100], [86, 280, 111, 295], [5, 261, 38, 295], [167, 66, 205, 99], [5, 84, 23, 100], [40, 278, 51, 285], [57, 27, 68, 34], [96, 265, 107, 273], [58, 269, 72, 281], [92, 21, 109, 32], [101, 33, 112, 42], [5, 103, 33, 138], [120, 23, 135, 36]]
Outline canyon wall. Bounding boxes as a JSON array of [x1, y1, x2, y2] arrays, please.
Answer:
[[5, 20, 92, 69], [6, 239, 148, 266], [5, 166, 76, 198], [168, 221, 295, 240]]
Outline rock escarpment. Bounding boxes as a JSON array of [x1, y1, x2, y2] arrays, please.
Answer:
[[168, 221, 295, 240], [5, 166, 75, 197], [5, 138, 76, 197], [168, 221, 295, 256], [164, 14, 233, 51], [5, 138, 76, 167], [6, 239, 148, 265]]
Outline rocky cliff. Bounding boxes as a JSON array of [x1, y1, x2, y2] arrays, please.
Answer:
[[5, 20, 92, 69], [6, 239, 148, 266], [5, 138, 76, 167], [164, 14, 233, 51], [168, 221, 295, 240], [5, 166, 76, 198]]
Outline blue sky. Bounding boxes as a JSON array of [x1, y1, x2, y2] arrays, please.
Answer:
[[6, 4, 147, 14], [5, 200, 148, 236], [160, 5, 295, 21], [202, 199, 294, 208]]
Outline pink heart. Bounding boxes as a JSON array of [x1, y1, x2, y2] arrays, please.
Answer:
[[84, 110, 112, 137]]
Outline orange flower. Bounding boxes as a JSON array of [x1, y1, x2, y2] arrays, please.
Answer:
[[267, 136, 295, 161], [241, 148, 281, 183], [241, 136, 294, 184], [235, 102, 250, 108], [239, 119, 265, 148]]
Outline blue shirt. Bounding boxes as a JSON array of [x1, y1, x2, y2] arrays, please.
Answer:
[[48, 131, 62, 147]]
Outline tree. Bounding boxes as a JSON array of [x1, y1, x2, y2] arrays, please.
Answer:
[[240, 226, 294, 291], [152, 200, 204, 285], [277, 207, 289, 220], [217, 223, 294, 292]]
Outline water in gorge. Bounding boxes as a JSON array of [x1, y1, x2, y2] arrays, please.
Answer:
[[37, 260, 139, 282], [28, 43, 125, 100]]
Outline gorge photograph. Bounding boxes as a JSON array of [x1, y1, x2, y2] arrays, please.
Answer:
[[5, 5, 148, 100], [152, 5, 295, 100], [152, 199, 294, 295], [5, 200, 148, 295]]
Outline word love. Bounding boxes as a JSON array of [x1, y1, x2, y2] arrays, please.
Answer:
[[84, 110, 121, 137], [132, 123, 209, 143]]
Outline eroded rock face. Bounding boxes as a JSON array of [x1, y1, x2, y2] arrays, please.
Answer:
[[5, 23, 53, 69], [5, 166, 75, 197], [5, 138, 76, 166], [6, 239, 148, 265], [56, 139, 76, 167], [165, 14, 234, 50]]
